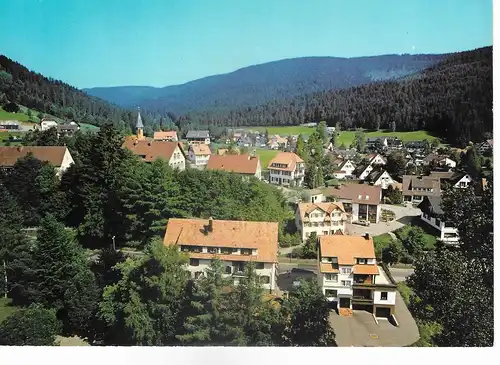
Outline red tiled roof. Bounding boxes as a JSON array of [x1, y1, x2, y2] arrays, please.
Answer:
[[0, 146, 67, 167], [123, 140, 184, 162], [206, 154, 260, 175]]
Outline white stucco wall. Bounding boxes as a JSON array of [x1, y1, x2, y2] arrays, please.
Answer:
[[168, 146, 186, 171], [56, 148, 75, 176], [373, 290, 396, 305], [185, 256, 276, 290], [420, 213, 459, 243]]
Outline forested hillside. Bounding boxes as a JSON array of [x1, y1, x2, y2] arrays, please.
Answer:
[[177, 47, 492, 146], [85, 54, 445, 114], [0, 56, 134, 128]]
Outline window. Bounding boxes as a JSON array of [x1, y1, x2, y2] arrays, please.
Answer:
[[381, 292, 388, 300], [190, 258, 199, 267], [225, 266, 232, 274], [255, 262, 264, 269], [325, 289, 337, 297], [341, 280, 351, 287], [241, 248, 252, 256], [357, 258, 367, 264], [341, 268, 351, 274], [207, 247, 218, 254], [221, 247, 234, 255], [459, 181, 466, 187], [325, 274, 338, 282], [260, 276, 270, 284]]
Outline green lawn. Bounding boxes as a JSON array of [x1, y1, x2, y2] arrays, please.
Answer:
[[0, 107, 31, 122], [373, 233, 394, 259], [337, 130, 439, 147], [0, 298, 19, 324], [245, 126, 317, 136], [245, 126, 439, 146], [79, 123, 100, 132], [255, 148, 279, 169]]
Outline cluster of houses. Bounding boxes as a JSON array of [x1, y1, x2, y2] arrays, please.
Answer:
[[0, 112, 492, 320]]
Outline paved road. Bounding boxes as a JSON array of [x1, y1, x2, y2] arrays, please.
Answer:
[[388, 267, 415, 283], [346, 204, 421, 237]]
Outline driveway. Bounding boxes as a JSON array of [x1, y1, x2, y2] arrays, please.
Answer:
[[330, 292, 419, 347], [346, 204, 421, 237], [389, 267, 415, 283]]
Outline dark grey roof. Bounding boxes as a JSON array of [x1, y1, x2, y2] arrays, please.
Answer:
[[186, 130, 210, 138], [57, 124, 79, 131], [418, 196, 444, 215], [367, 137, 386, 142]]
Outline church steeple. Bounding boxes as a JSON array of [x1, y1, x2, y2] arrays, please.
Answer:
[[136, 107, 144, 140]]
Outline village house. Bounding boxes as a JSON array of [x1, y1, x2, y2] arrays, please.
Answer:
[[478, 139, 493, 154], [446, 173, 474, 189], [332, 159, 356, 180], [331, 148, 358, 160], [386, 137, 403, 150], [367, 153, 387, 166], [188, 144, 211, 166], [123, 139, 187, 170], [123, 111, 186, 169], [267, 152, 305, 187], [317, 234, 397, 317], [418, 196, 459, 244], [0, 146, 74, 176], [206, 154, 262, 180], [405, 140, 427, 154], [268, 135, 288, 150], [402, 175, 441, 203], [295, 202, 347, 241], [186, 130, 211, 145], [366, 137, 388, 150], [57, 122, 80, 137], [422, 153, 457, 169], [153, 131, 178, 142], [163, 218, 279, 290], [40, 119, 58, 131], [323, 184, 382, 224], [366, 170, 396, 189]]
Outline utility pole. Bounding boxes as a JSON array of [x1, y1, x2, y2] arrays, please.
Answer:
[[3, 260, 7, 299]]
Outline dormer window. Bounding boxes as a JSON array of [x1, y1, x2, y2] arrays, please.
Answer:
[[241, 248, 252, 256]]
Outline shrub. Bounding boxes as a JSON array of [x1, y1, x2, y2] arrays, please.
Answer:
[[0, 306, 62, 346]]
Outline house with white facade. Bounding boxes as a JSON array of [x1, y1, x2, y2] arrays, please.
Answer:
[[367, 153, 387, 166], [447, 173, 473, 189], [295, 202, 346, 241], [422, 153, 456, 169], [163, 218, 279, 291], [323, 184, 382, 224], [40, 119, 58, 131], [367, 170, 396, 189], [332, 159, 356, 179], [479, 139, 493, 154], [268, 152, 305, 187], [123, 139, 187, 170], [317, 235, 397, 317], [188, 144, 211, 166], [0, 146, 74, 176], [418, 196, 459, 244]]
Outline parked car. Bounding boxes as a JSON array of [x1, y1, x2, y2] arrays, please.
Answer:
[[356, 219, 370, 227]]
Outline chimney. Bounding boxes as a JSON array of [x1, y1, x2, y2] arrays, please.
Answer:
[[364, 233, 370, 240], [208, 217, 214, 232]]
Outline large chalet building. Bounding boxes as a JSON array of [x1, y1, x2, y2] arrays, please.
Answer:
[[318, 235, 397, 317], [163, 218, 279, 291], [206, 154, 262, 180], [295, 202, 346, 241], [267, 152, 305, 187]]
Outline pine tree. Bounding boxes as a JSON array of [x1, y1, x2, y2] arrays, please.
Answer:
[[99, 239, 190, 345], [176, 259, 236, 345], [14, 215, 98, 336]]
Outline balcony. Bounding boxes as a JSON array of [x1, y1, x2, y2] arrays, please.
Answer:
[[352, 289, 373, 303], [352, 274, 374, 287]]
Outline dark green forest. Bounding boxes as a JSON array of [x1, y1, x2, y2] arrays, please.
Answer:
[[0, 55, 136, 128], [171, 47, 492, 146]]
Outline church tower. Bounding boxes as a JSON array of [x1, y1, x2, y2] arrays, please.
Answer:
[[136, 107, 144, 140]]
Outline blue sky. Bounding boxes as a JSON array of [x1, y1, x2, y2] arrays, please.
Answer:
[[0, 0, 492, 88]]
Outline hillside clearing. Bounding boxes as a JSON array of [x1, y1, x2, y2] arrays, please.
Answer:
[[244, 126, 439, 146], [0, 298, 19, 324]]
